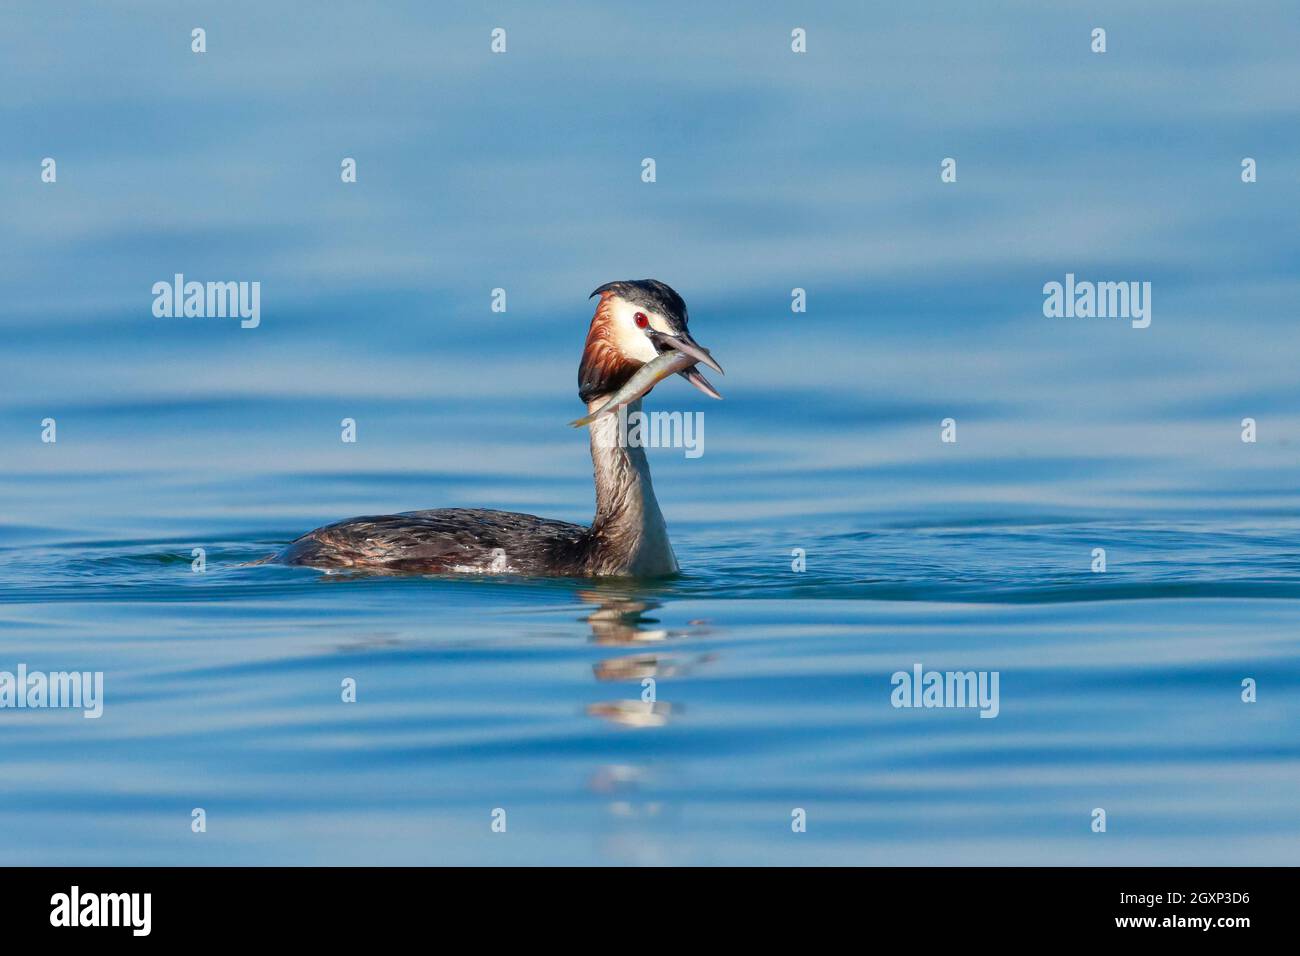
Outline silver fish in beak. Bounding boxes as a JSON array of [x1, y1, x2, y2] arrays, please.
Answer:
[[569, 345, 723, 428], [646, 327, 724, 400]]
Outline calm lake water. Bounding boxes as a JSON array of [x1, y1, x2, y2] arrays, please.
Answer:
[[3, 372, 1299, 865], [3, 1, 1299, 864]]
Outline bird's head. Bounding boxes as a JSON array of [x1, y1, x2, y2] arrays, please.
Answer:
[[578, 279, 723, 405]]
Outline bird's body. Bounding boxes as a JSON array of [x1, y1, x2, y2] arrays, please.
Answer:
[[276, 508, 591, 575], [273, 280, 722, 577]]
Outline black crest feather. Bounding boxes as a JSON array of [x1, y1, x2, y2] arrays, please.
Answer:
[[589, 279, 689, 327]]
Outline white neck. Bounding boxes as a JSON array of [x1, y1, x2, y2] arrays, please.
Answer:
[[585, 398, 678, 576]]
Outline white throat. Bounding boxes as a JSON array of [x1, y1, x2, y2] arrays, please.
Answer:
[[586, 398, 678, 576]]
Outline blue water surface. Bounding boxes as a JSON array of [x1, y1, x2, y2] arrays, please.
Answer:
[[2, 1, 1299, 864]]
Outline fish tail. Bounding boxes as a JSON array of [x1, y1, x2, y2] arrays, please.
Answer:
[[570, 407, 617, 428]]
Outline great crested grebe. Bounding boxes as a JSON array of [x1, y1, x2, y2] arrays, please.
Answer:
[[275, 280, 723, 577]]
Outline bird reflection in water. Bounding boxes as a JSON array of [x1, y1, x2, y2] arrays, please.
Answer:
[[579, 589, 715, 729]]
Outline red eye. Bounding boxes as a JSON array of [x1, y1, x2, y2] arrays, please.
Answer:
[[634, 312, 649, 329]]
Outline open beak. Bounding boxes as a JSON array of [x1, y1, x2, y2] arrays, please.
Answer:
[[680, 367, 722, 400], [648, 329, 725, 400]]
